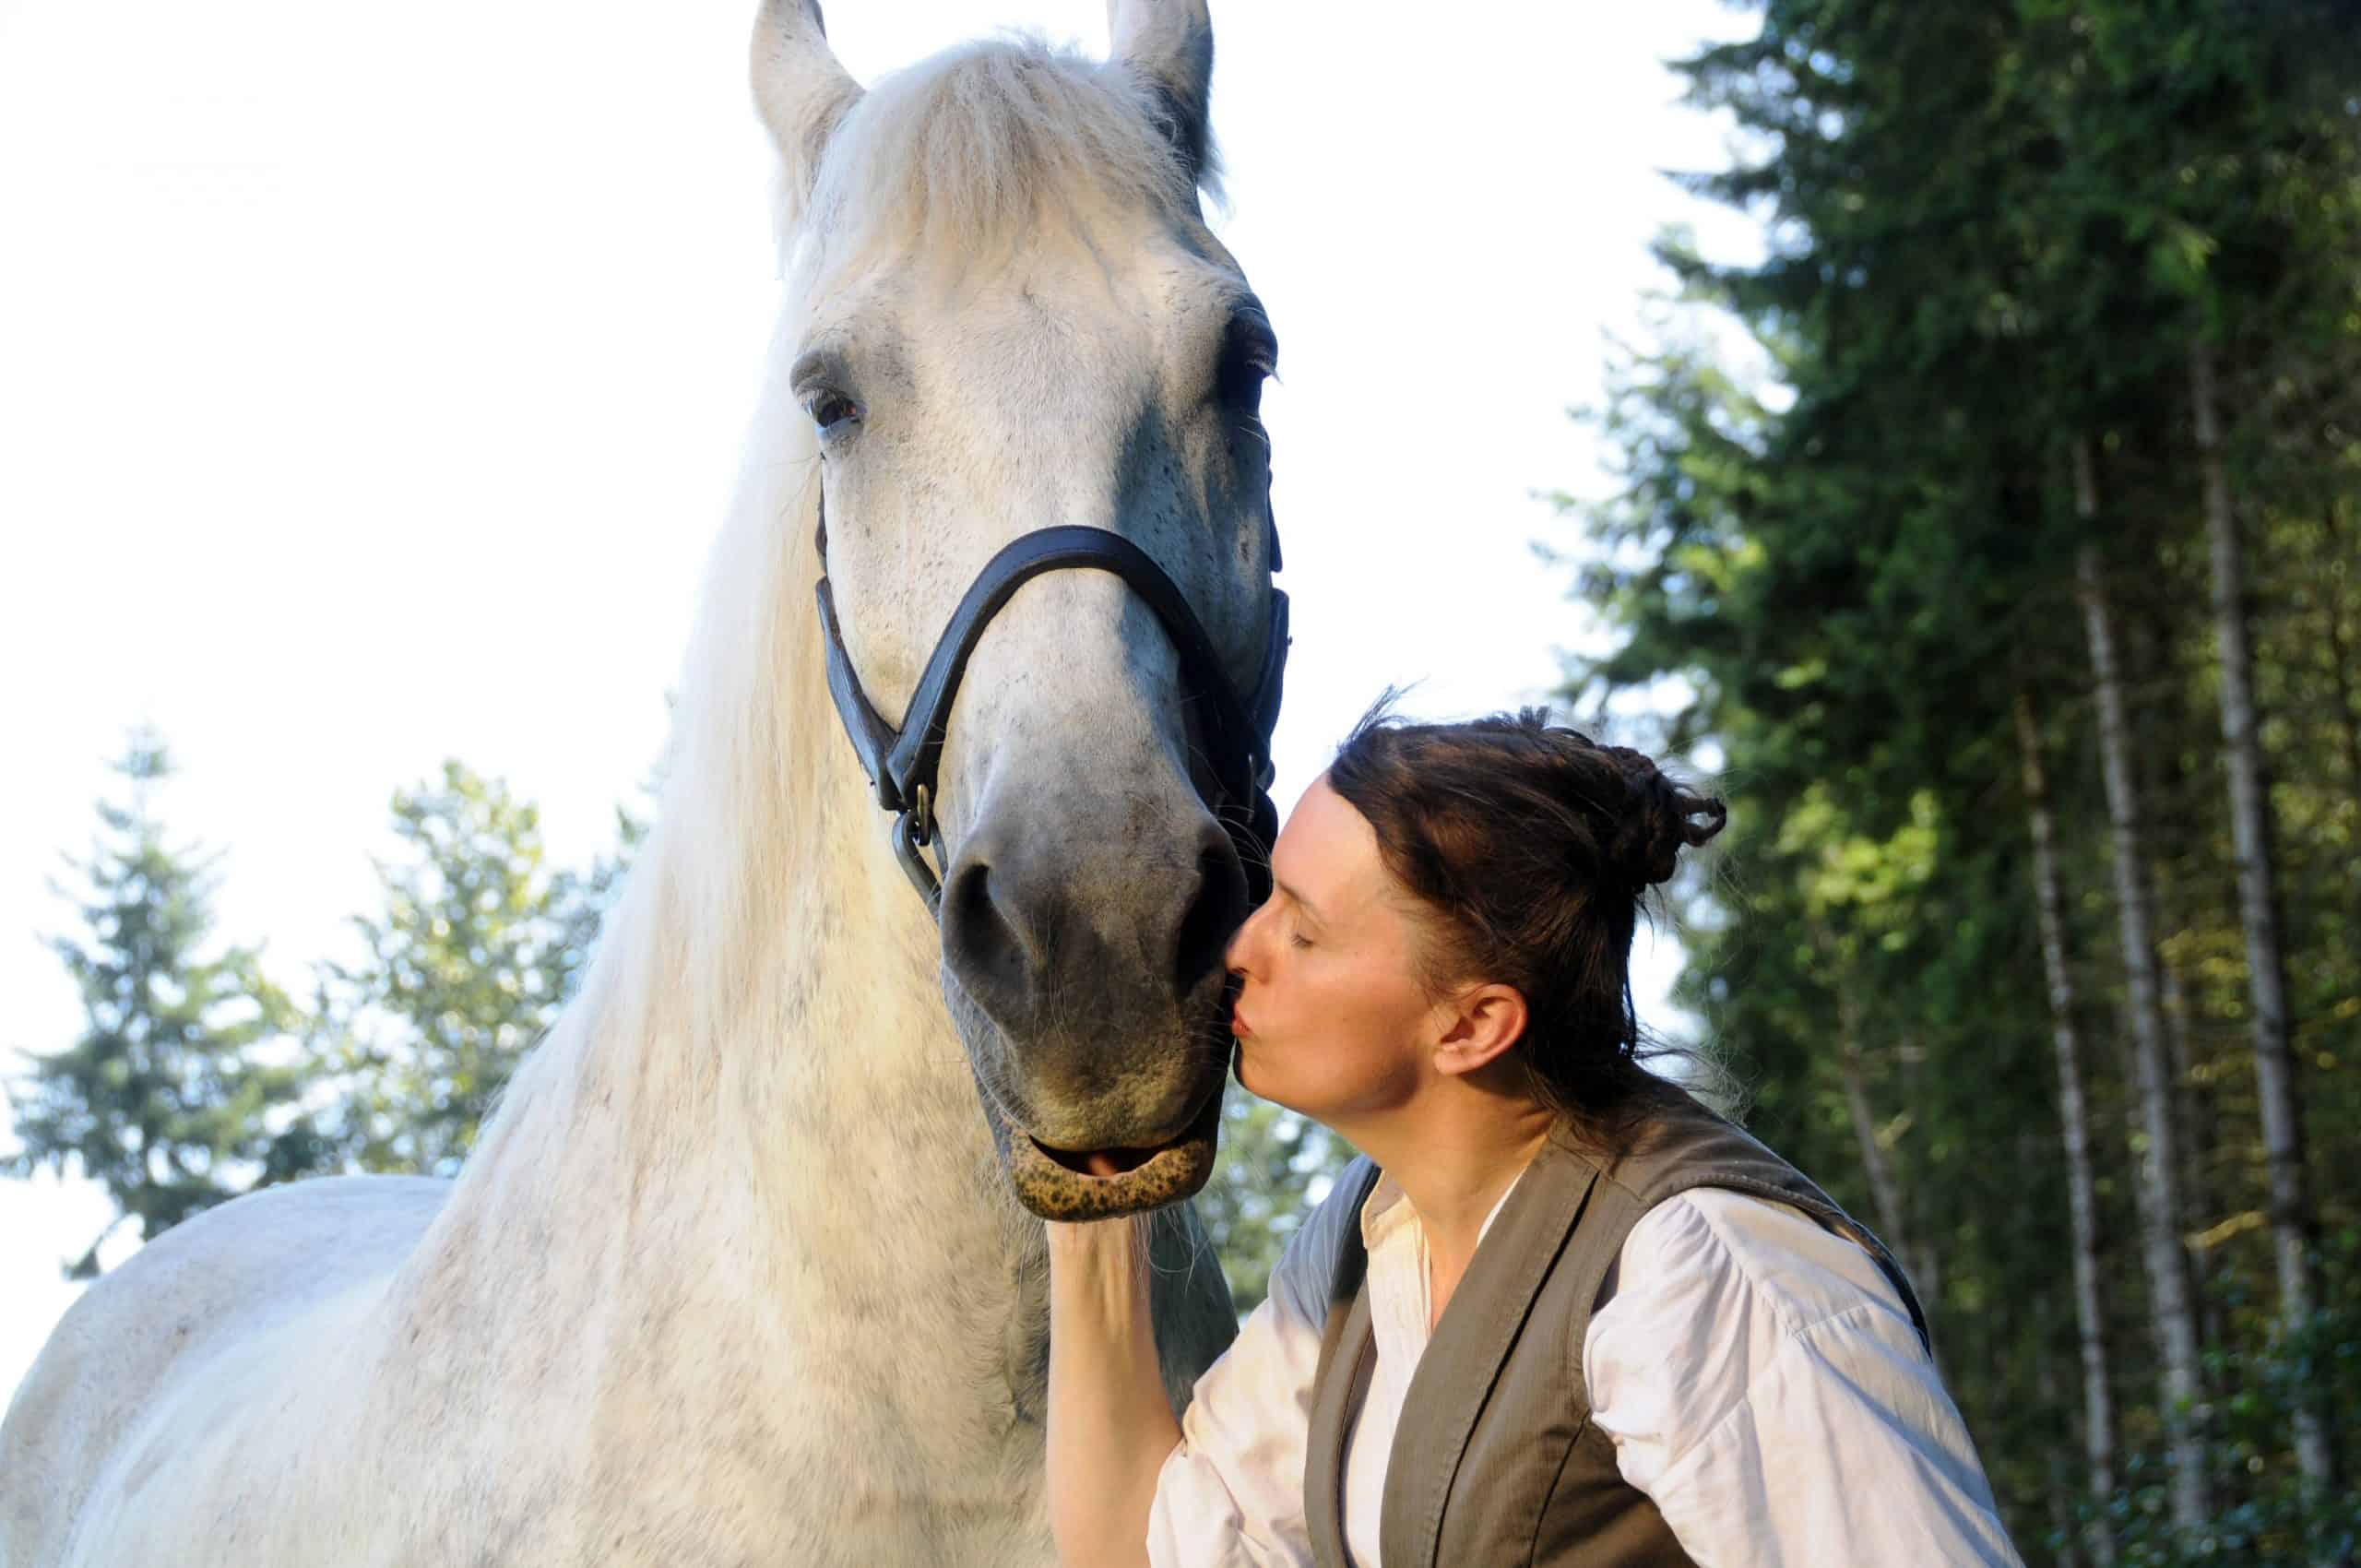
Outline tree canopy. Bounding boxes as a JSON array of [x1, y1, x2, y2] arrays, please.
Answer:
[[1560, 0, 2361, 1559]]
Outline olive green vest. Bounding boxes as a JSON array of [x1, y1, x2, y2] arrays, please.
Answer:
[[1301, 1089, 1928, 1568]]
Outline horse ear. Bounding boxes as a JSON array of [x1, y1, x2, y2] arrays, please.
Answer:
[[752, 0, 864, 218], [1107, 0, 1216, 186]]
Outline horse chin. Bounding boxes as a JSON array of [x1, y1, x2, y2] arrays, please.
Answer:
[[1002, 1079, 1227, 1220], [943, 966, 1236, 1219]]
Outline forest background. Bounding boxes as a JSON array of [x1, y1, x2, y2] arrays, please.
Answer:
[[9, 2, 2361, 1565]]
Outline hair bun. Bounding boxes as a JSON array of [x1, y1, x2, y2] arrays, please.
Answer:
[[1601, 746, 1727, 888]]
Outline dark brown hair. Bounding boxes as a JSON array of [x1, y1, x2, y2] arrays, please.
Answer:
[[1325, 699, 1728, 1152]]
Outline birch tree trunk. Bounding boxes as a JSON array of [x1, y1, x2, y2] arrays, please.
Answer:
[[2071, 434, 2212, 1529], [2189, 340, 2336, 1494], [2015, 687, 2117, 1562]]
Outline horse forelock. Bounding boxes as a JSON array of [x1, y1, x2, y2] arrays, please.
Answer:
[[792, 36, 1216, 279]]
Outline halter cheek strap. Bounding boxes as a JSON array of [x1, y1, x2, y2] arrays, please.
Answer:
[[814, 500, 1288, 909]]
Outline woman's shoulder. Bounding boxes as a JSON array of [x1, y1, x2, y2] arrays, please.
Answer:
[[1613, 1187, 1915, 1340]]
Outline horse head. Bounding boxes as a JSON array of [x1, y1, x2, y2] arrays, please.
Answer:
[[752, 0, 1282, 1221]]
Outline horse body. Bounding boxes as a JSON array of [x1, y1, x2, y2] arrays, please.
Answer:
[[3, 5, 1268, 1562], [6, 552, 1228, 1563]]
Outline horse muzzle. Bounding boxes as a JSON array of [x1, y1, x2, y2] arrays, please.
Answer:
[[939, 807, 1241, 1219], [979, 1063, 1228, 1221]]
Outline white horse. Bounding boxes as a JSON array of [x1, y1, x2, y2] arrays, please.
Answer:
[[0, 3, 1281, 1561]]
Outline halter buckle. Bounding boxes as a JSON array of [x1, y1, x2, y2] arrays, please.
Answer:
[[894, 809, 943, 906]]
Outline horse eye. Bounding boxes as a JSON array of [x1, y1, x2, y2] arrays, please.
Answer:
[[1217, 341, 1275, 419], [804, 389, 863, 438], [1217, 316, 1278, 420]]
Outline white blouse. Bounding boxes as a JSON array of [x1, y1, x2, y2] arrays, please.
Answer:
[[1147, 1166, 2024, 1567]]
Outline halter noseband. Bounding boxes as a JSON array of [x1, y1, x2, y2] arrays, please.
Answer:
[[814, 499, 1288, 910]]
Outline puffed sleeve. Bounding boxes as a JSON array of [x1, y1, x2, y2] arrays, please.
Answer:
[[1145, 1158, 1370, 1568], [1583, 1189, 2025, 1567]]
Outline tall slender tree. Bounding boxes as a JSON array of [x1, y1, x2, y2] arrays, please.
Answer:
[[2072, 442, 2213, 1529], [4, 731, 319, 1275], [2016, 687, 2118, 1563], [2191, 338, 2335, 1493]]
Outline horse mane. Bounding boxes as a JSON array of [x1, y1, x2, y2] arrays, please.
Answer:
[[460, 321, 837, 1170], [791, 35, 1217, 275]]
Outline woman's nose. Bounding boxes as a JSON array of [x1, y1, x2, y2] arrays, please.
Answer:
[[1224, 897, 1269, 977]]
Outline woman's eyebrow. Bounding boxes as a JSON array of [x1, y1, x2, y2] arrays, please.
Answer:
[[1274, 878, 1323, 924]]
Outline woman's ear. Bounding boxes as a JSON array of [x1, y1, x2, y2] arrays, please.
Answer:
[[1430, 983, 1529, 1078]]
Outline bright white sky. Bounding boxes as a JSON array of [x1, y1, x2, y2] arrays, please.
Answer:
[[0, 0, 1759, 1406]]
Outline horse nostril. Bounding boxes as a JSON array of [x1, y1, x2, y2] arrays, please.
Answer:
[[1173, 839, 1248, 995], [943, 859, 1032, 1014]]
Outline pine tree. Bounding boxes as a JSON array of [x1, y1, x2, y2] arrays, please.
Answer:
[[4, 731, 320, 1276], [1552, 0, 2361, 1550], [312, 763, 592, 1175]]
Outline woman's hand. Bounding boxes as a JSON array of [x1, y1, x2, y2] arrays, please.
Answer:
[[1045, 1216, 1183, 1568]]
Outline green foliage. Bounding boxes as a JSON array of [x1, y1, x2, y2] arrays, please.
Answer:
[[4, 731, 318, 1276], [1196, 1087, 1349, 1314], [311, 762, 613, 1175], [1560, 0, 2361, 1556], [2075, 1232, 2361, 1565], [8, 736, 658, 1256]]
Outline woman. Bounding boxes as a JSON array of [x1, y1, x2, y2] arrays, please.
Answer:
[[1046, 707, 2023, 1568]]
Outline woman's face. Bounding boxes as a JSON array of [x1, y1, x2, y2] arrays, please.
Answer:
[[1224, 776, 1446, 1126]]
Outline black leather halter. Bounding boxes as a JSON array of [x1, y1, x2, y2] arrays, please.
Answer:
[[813, 499, 1288, 909]]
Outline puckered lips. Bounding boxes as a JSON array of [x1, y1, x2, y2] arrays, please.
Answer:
[[996, 1074, 1228, 1221]]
